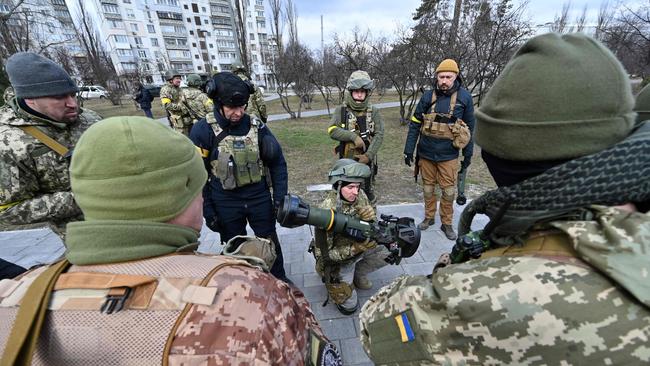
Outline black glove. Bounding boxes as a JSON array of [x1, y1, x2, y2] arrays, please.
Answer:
[[404, 153, 413, 167], [461, 157, 471, 171], [206, 217, 220, 232]]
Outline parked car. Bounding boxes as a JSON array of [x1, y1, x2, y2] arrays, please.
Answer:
[[143, 85, 161, 98], [78, 85, 108, 99]]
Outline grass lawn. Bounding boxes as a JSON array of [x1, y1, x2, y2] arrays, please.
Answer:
[[268, 106, 495, 205], [81, 97, 494, 206], [82, 90, 404, 120]]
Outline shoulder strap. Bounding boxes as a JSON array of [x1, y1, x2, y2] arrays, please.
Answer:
[[18, 126, 69, 157], [448, 92, 458, 115], [430, 91, 437, 113], [0, 260, 70, 366], [341, 106, 348, 129]]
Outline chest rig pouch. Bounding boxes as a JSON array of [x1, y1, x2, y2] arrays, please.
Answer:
[[338, 106, 374, 159], [207, 113, 264, 190], [421, 91, 471, 149]]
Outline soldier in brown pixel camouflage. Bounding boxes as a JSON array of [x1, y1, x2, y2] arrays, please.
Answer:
[[232, 62, 268, 122], [0, 116, 340, 365], [0, 52, 101, 238], [360, 33, 650, 364], [182, 74, 213, 122], [161, 69, 194, 136]]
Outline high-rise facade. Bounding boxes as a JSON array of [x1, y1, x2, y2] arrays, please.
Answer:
[[65, 0, 271, 86]]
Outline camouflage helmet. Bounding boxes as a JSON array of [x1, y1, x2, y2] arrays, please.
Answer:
[[186, 73, 202, 87], [165, 69, 181, 81], [232, 62, 248, 73], [328, 158, 371, 185], [346, 70, 374, 91], [3, 86, 15, 104]]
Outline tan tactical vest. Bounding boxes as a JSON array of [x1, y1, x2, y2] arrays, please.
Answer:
[[205, 112, 264, 189], [0, 254, 252, 365], [339, 106, 374, 159], [420, 91, 471, 149]]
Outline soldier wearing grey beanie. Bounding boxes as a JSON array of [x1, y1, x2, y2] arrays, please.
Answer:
[[6, 52, 79, 99]]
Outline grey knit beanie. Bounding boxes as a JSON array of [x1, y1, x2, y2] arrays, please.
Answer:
[[6, 52, 78, 98], [476, 33, 636, 161]]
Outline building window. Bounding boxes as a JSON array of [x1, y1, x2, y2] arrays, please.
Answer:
[[189, 30, 194, 35], [202, 7, 206, 12], [116, 48, 132, 56], [157, 11, 182, 20], [247, 21, 253, 28], [204, 19, 209, 24], [123, 0, 131, 3], [130, 23, 138, 32], [195, 54, 199, 59], [156, 0, 179, 5], [192, 3, 199, 12], [138, 50, 147, 57], [257, 20, 265, 28], [197, 66, 202, 70], [147, 24, 155, 33], [127, 10, 135, 18], [211, 55, 215, 60], [109, 20, 124, 29], [249, 33, 255, 40], [102, 4, 119, 13], [209, 44, 213, 48], [257, 11, 264, 17], [151, 38, 159, 46], [113, 35, 129, 43], [134, 37, 143, 45], [194, 16, 201, 25]]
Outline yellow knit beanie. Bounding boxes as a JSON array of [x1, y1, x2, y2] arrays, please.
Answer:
[[435, 59, 459, 74]]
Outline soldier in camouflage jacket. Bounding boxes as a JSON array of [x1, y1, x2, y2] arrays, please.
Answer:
[[232, 63, 268, 122], [360, 33, 650, 365], [182, 74, 213, 123], [0, 52, 101, 238], [312, 159, 390, 315], [160, 69, 193, 136]]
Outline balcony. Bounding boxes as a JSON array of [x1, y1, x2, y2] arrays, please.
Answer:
[[165, 44, 190, 51], [101, 0, 118, 4]]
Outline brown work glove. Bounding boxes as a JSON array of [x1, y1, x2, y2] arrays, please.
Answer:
[[354, 154, 370, 165], [356, 205, 376, 222], [353, 136, 366, 152]]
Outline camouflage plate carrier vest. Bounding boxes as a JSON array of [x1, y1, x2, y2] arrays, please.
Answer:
[[420, 91, 470, 149], [339, 106, 374, 159], [206, 112, 263, 190], [0, 254, 255, 365]]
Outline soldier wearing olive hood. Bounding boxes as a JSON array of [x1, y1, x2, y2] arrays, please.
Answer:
[[328, 70, 384, 203]]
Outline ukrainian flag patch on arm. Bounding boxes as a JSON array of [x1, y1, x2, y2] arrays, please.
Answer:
[[395, 312, 415, 342]]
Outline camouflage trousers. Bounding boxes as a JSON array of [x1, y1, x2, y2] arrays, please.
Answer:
[[329, 245, 390, 311]]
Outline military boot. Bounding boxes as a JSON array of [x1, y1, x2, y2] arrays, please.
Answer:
[[335, 299, 359, 315], [353, 273, 373, 290], [440, 224, 457, 240], [418, 218, 435, 230]]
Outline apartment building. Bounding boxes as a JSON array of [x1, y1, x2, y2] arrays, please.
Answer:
[[65, 0, 272, 87]]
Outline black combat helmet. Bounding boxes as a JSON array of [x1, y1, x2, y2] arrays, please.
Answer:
[[206, 72, 254, 107]]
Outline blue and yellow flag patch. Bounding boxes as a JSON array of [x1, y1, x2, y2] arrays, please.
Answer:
[[394, 312, 415, 343]]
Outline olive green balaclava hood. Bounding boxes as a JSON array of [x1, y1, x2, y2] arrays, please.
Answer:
[[345, 70, 374, 111], [635, 84, 650, 124], [70, 116, 207, 221], [476, 33, 636, 161]]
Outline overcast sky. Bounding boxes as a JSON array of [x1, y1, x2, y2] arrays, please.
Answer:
[[290, 0, 642, 50]]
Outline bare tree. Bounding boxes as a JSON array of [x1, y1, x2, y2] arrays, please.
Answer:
[[268, 0, 284, 54], [233, 0, 250, 70]]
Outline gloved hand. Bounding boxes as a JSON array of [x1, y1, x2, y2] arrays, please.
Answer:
[[404, 153, 413, 167], [461, 157, 471, 171], [206, 217, 220, 232], [354, 136, 366, 152], [354, 154, 370, 165], [356, 205, 376, 222]]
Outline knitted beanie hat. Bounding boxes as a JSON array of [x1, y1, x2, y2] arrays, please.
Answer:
[[635, 84, 650, 124], [6, 52, 78, 98], [435, 59, 459, 74], [476, 33, 636, 161], [70, 117, 207, 221]]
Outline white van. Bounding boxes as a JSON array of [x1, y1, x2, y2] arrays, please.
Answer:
[[78, 85, 108, 99]]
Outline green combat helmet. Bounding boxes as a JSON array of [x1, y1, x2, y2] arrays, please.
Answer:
[[165, 69, 181, 81], [328, 158, 371, 186], [345, 70, 374, 111], [186, 74, 202, 88]]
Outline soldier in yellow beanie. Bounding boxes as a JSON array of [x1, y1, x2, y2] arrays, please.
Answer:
[[403, 58, 475, 240]]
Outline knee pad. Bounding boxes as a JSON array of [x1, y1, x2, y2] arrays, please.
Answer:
[[423, 184, 435, 200], [441, 186, 456, 201]]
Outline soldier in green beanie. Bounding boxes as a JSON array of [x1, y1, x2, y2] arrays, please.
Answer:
[[0, 116, 340, 365], [359, 33, 650, 364]]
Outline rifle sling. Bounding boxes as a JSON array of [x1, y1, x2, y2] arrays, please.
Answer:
[[0, 260, 71, 366], [18, 126, 69, 157]]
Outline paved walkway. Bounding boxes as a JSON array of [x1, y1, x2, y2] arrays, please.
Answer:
[[0, 202, 487, 365]]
